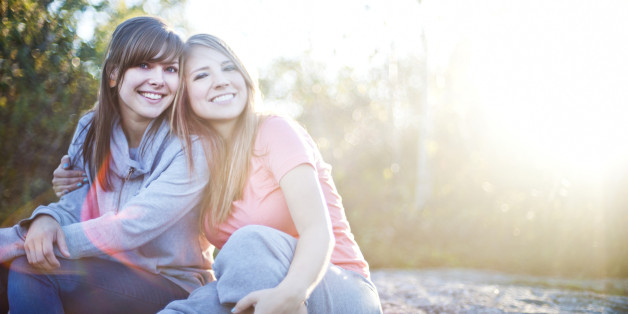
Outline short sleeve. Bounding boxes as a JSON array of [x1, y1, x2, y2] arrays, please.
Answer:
[[257, 116, 318, 182]]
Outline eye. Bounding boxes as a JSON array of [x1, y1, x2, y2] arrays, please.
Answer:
[[165, 66, 179, 73], [193, 73, 208, 81], [138, 63, 150, 69], [223, 64, 237, 72]]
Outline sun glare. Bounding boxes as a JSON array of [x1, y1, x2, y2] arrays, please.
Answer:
[[426, 0, 628, 181], [183, 0, 628, 182]]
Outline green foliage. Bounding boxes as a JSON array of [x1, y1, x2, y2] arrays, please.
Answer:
[[0, 0, 98, 224]]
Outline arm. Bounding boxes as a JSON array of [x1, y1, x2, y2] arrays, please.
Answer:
[[234, 164, 334, 314], [52, 155, 86, 197], [18, 116, 92, 269], [24, 114, 92, 227], [59, 143, 208, 259]]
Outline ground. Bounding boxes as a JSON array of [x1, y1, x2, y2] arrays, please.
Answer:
[[371, 268, 628, 313]]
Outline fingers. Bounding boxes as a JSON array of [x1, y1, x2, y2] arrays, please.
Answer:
[[24, 236, 60, 270], [53, 169, 85, 180], [52, 155, 87, 197], [232, 292, 258, 314], [56, 228, 70, 258], [60, 155, 71, 168], [24, 215, 64, 270], [41, 236, 61, 269], [52, 179, 85, 197]]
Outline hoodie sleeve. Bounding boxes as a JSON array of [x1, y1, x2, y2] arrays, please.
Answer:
[[17, 114, 93, 236], [59, 138, 209, 258]]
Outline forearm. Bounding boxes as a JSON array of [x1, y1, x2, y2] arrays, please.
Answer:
[[275, 225, 334, 302]]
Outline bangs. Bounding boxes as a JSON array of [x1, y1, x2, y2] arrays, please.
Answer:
[[123, 29, 183, 67]]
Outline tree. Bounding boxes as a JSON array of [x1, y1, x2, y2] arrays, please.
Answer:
[[0, 0, 98, 224]]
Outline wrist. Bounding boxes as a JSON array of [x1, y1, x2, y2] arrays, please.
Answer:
[[275, 282, 308, 305], [29, 214, 60, 232]]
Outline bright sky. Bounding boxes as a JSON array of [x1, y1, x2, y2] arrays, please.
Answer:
[[184, 0, 628, 181], [184, 0, 423, 74]]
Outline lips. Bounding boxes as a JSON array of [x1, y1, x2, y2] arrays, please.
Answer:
[[211, 93, 235, 103], [139, 92, 164, 100]]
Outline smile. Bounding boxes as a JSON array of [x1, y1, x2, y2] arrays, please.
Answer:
[[140, 92, 164, 100], [211, 94, 235, 103]]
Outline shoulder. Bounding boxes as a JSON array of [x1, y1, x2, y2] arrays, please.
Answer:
[[257, 115, 308, 140], [77, 111, 96, 128], [69, 111, 96, 144], [255, 114, 318, 156]]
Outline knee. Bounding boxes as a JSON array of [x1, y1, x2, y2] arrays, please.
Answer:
[[220, 225, 296, 259], [214, 226, 297, 276], [228, 225, 273, 243], [8, 256, 32, 275], [216, 226, 272, 267], [7, 256, 41, 297]]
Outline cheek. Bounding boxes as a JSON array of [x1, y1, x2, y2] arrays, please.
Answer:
[[187, 88, 205, 116], [167, 76, 180, 91], [190, 101, 207, 118], [187, 82, 207, 101]]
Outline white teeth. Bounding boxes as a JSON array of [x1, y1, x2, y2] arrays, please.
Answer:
[[141, 92, 163, 100], [212, 94, 234, 102]]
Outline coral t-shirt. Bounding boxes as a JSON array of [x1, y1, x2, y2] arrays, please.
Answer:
[[204, 115, 370, 278]]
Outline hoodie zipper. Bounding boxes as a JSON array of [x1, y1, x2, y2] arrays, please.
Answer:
[[125, 167, 136, 181], [116, 167, 136, 212]]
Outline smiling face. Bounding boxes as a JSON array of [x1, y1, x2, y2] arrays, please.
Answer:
[[184, 46, 248, 135], [117, 53, 180, 131]]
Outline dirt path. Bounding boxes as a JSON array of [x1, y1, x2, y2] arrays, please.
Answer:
[[371, 269, 628, 313]]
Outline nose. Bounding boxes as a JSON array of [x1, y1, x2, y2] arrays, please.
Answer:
[[148, 67, 165, 86], [212, 72, 229, 89]]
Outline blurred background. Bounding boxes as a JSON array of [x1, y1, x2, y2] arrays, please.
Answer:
[[1, 0, 627, 280]]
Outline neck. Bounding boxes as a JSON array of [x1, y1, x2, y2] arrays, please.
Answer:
[[211, 119, 237, 141], [122, 118, 151, 148]]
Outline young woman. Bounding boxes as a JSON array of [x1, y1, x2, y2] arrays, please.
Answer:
[[167, 34, 382, 313], [0, 17, 213, 313], [52, 34, 383, 313]]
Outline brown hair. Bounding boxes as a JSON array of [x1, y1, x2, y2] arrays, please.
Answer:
[[80, 16, 183, 190]]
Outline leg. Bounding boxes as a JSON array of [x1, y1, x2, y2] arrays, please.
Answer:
[[161, 225, 297, 312], [213, 225, 297, 304], [0, 225, 23, 314], [306, 265, 383, 314], [216, 225, 382, 313], [8, 256, 188, 314], [0, 264, 8, 314], [160, 281, 231, 314], [166, 225, 381, 313]]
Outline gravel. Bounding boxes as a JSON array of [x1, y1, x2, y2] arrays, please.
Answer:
[[371, 268, 628, 313]]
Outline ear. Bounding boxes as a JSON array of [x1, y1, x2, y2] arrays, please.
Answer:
[[109, 69, 119, 88]]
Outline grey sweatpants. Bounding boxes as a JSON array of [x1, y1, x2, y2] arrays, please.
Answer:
[[160, 225, 382, 313]]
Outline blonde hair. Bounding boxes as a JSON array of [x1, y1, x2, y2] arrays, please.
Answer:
[[172, 34, 260, 227], [80, 16, 183, 190]]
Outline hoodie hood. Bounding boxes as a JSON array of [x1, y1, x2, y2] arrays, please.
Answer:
[[109, 117, 172, 180]]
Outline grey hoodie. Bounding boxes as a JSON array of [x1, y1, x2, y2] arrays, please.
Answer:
[[19, 112, 214, 292]]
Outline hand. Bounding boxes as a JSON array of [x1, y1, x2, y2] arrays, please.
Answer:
[[24, 215, 70, 270], [52, 155, 86, 197], [232, 288, 307, 314]]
